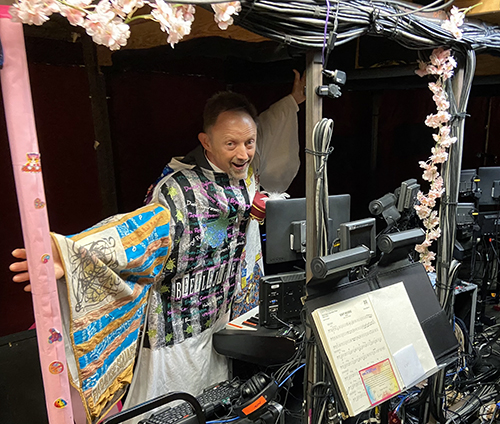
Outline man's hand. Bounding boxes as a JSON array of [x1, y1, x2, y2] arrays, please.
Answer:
[[291, 69, 306, 106], [10, 238, 65, 292]]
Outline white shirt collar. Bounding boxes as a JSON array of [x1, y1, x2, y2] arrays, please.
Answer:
[[204, 151, 225, 173]]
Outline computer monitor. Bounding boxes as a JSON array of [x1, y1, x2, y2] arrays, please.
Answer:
[[395, 178, 420, 212], [339, 217, 376, 255], [265, 194, 350, 264], [477, 167, 500, 206], [459, 169, 477, 196]]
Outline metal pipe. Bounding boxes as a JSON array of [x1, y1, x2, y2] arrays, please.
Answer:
[[436, 50, 476, 310]]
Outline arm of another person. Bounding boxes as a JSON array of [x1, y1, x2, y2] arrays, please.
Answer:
[[10, 237, 64, 292], [255, 69, 305, 193]]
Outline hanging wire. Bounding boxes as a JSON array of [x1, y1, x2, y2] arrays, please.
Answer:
[[306, 118, 335, 256], [235, 0, 500, 54]]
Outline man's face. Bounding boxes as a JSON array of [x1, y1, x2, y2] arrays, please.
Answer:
[[199, 110, 257, 180]]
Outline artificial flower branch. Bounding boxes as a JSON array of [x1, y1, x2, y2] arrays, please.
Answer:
[[414, 48, 458, 272], [9, 0, 242, 50], [413, 5, 472, 272]]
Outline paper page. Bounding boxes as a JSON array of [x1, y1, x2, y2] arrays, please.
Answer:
[[392, 344, 426, 388], [369, 283, 437, 379], [313, 295, 400, 416]]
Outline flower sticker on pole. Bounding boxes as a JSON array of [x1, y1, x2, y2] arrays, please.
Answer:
[[9, 1, 241, 50], [414, 48, 458, 272]]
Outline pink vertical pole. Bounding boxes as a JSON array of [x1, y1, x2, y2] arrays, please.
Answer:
[[0, 8, 73, 424]]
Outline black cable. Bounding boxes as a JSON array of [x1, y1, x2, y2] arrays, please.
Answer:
[[235, 0, 500, 54]]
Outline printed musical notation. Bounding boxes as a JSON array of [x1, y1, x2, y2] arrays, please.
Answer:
[[311, 283, 437, 417], [313, 295, 398, 416]]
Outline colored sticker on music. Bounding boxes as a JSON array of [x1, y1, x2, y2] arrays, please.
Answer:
[[41, 254, 50, 263], [359, 358, 400, 406]]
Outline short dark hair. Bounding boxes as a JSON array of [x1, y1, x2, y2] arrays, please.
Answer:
[[203, 91, 258, 132]]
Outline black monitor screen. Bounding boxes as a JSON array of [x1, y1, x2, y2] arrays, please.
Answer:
[[459, 169, 476, 195], [339, 218, 376, 254], [477, 167, 500, 206], [265, 194, 350, 265]]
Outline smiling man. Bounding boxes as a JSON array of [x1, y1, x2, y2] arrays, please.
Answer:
[[198, 93, 258, 180], [127, 75, 305, 413]]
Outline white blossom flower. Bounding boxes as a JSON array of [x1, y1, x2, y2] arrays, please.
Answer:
[[150, 0, 194, 47], [212, 1, 241, 30], [441, 6, 464, 40], [84, 2, 130, 50], [59, 0, 92, 26], [111, 0, 143, 16], [10, 0, 52, 25]]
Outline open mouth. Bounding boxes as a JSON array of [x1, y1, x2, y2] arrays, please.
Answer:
[[231, 162, 248, 171]]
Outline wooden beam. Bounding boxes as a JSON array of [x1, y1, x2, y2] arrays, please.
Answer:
[[453, 0, 500, 24]]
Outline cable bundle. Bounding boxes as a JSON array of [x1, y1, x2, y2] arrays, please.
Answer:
[[235, 0, 500, 54]]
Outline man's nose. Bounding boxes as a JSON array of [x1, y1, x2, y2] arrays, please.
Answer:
[[235, 144, 249, 160]]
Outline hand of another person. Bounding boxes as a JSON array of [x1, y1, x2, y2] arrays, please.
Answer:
[[10, 238, 65, 292], [291, 69, 306, 105]]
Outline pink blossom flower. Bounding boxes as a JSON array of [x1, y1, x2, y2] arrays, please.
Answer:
[[425, 111, 451, 128], [439, 132, 457, 148], [441, 6, 464, 40], [430, 48, 451, 67], [433, 91, 450, 111], [428, 228, 442, 241], [421, 250, 436, 272], [59, 0, 91, 26], [415, 61, 430, 77], [428, 81, 443, 95], [417, 192, 436, 208], [415, 204, 432, 220], [212, 1, 241, 30], [420, 162, 438, 182], [150, 0, 194, 47], [84, 1, 130, 50], [424, 210, 439, 229], [415, 239, 432, 253], [431, 146, 448, 164], [9, 0, 52, 25], [429, 178, 445, 200], [111, 0, 144, 16]]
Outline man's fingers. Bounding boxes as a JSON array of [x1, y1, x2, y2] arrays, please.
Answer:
[[23, 284, 32, 292], [13, 271, 30, 283], [12, 248, 27, 259], [10, 261, 29, 272]]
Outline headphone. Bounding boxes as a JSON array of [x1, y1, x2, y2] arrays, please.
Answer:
[[234, 372, 279, 420]]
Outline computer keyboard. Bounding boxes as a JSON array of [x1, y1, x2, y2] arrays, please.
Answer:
[[141, 380, 241, 424]]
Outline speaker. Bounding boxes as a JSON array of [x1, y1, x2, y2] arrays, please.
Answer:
[[235, 373, 278, 420]]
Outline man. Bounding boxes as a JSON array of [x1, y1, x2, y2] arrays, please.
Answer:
[[11, 70, 305, 421]]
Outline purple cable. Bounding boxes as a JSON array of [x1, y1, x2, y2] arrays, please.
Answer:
[[322, 0, 331, 66]]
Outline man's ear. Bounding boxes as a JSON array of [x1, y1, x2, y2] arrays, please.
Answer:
[[198, 132, 210, 151]]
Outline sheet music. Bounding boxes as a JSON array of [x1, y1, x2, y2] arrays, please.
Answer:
[[313, 295, 400, 416]]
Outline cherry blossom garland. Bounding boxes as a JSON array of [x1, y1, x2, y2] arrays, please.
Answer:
[[9, 0, 241, 50], [414, 47, 458, 272], [412, 4, 478, 272]]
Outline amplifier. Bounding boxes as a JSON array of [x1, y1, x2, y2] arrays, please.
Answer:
[[259, 270, 305, 329]]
